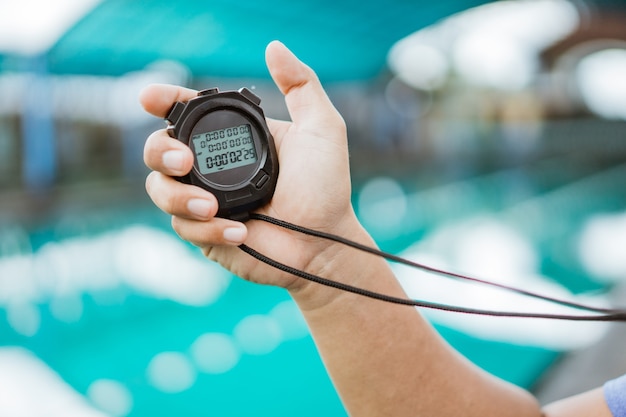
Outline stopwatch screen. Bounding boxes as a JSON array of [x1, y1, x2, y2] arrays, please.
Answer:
[[191, 124, 258, 175]]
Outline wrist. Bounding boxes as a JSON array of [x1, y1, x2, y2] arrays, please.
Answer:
[[286, 216, 397, 312]]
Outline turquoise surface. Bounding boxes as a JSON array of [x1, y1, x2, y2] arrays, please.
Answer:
[[46, 0, 490, 80], [2, 158, 625, 415]]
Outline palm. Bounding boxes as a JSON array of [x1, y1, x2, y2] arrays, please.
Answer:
[[143, 41, 356, 290], [205, 117, 353, 289]]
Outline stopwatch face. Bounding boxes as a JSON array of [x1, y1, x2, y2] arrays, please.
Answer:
[[165, 87, 278, 221], [189, 110, 263, 190]]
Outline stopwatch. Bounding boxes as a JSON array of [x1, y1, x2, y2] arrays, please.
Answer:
[[165, 87, 279, 221]]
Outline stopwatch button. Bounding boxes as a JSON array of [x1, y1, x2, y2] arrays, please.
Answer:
[[165, 102, 186, 124], [254, 172, 269, 189], [198, 88, 219, 96], [238, 88, 261, 106]]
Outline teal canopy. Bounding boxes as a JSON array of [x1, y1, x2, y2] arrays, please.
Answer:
[[46, 0, 491, 81]]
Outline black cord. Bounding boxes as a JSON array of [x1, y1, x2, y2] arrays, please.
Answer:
[[239, 244, 626, 322], [238, 213, 626, 322], [249, 213, 622, 315]]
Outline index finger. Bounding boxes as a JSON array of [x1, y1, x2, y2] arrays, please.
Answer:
[[139, 83, 198, 118]]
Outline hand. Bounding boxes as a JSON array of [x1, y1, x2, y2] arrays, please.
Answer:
[[141, 41, 362, 292]]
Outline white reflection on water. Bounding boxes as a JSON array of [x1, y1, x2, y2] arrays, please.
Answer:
[[395, 216, 610, 350], [0, 225, 232, 335]]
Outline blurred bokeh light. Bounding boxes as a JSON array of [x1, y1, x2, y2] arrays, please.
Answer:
[[1, 0, 626, 415]]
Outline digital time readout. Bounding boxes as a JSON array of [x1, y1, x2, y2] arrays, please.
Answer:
[[192, 124, 258, 175]]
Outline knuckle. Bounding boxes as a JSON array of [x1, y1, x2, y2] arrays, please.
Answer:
[[170, 216, 188, 241], [168, 192, 187, 215], [144, 171, 157, 194], [145, 173, 180, 215], [143, 130, 160, 166], [171, 215, 181, 231], [170, 216, 191, 240]]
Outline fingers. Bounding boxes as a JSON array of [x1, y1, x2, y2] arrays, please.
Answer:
[[171, 216, 248, 247], [265, 41, 344, 133], [145, 172, 248, 246], [140, 83, 250, 248], [143, 129, 194, 176], [145, 171, 216, 219], [139, 83, 198, 118], [141, 84, 196, 176]]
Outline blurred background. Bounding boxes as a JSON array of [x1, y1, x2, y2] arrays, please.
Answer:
[[1, 0, 626, 415]]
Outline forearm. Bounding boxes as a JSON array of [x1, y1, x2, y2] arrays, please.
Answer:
[[288, 222, 541, 417]]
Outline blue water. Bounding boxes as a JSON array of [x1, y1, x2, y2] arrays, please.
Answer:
[[2, 160, 624, 416]]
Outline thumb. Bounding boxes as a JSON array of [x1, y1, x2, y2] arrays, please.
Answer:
[[265, 41, 343, 132]]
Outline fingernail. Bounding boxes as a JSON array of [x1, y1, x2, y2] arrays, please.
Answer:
[[187, 198, 213, 218], [163, 150, 185, 171], [223, 227, 246, 244]]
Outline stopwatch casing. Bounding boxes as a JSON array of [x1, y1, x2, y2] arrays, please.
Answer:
[[165, 87, 278, 221]]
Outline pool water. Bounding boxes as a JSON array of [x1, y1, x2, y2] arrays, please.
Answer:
[[1, 160, 624, 416]]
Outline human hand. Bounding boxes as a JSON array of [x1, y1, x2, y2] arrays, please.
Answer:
[[141, 41, 363, 293]]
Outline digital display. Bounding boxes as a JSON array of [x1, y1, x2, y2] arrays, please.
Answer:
[[192, 124, 257, 175]]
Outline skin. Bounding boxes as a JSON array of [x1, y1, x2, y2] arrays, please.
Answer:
[[141, 40, 614, 417]]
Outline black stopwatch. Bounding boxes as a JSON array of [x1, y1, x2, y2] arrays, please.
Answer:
[[165, 87, 279, 221]]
